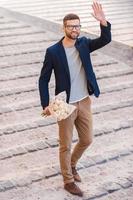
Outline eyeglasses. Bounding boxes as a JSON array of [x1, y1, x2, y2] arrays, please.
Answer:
[[65, 25, 81, 31]]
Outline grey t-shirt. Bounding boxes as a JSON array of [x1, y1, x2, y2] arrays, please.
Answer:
[[64, 46, 88, 103]]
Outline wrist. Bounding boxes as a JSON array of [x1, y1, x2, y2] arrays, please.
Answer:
[[100, 19, 107, 27]]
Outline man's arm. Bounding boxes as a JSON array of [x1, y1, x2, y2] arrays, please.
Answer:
[[39, 48, 53, 112], [87, 1, 111, 52]]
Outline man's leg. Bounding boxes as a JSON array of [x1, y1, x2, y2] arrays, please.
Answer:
[[57, 109, 77, 184], [71, 96, 93, 168]]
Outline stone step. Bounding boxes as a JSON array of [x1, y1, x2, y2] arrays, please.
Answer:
[[0, 52, 43, 69], [114, 33, 133, 41], [0, 52, 116, 70], [0, 90, 38, 106], [0, 0, 132, 6], [3, 77, 131, 108], [0, 113, 133, 158], [0, 27, 46, 37], [1, 85, 133, 139], [1, 73, 132, 98], [0, 23, 30, 30], [0, 160, 132, 200], [83, 28, 133, 40], [2, 0, 132, 7], [1, 86, 133, 116], [0, 104, 133, 141], [0, 120, 133, 164], [0, 60, 132, 81], [0, 158, 132, 200], [0, 39, 59, 58], [0, 63, 41, 81], [28, 11, 133, 24], [0, 32, 57, 46], [0, 18, 18, 24], [1, 87, 133, 125], [1, 1, 132, 24], [123, 40, 133, 46], [97, 187, 133, 200], [80, 15, 133, 25], [4, 1, 132, 13], [0, 77, 37, 97], [0, 45, 45, 58], [22, 8, 133, 24], [39, 7, 133, 18], [0, 57, 131, 99], [83, 21, 133, 32], [99, 73, 133, 93], [0, 0, 132, 47], [0, 127, 132, 194], [0, 73, 133, 98], [0, 44, 116, 67], [0, 47, 113, 61]]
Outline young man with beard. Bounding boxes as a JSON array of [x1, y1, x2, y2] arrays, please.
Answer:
[[39, 1, 111, 197]]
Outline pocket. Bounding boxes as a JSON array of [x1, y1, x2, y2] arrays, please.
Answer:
[[84, 96, 91, 104], [87, 96, 91, 104]]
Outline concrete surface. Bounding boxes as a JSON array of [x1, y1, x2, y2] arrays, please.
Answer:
[[0, 0, 133, 47], [0, 2, 133, 200]]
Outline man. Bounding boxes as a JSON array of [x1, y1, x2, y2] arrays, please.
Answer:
[[39, 1, 111, 197]]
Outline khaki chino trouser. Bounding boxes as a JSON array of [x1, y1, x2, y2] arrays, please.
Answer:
[[57, 96, 93, 184]]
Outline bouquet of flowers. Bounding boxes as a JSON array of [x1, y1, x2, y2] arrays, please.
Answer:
[[41, 92, 76, 121]]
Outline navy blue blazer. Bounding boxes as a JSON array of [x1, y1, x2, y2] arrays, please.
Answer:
[[39, 22, 111, 109]]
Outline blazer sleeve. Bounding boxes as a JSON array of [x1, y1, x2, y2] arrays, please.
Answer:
[[39, 48, 53, 109], [87, 21, 111, 53]]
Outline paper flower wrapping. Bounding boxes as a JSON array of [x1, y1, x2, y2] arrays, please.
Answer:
[[41, 92, 76, 121]]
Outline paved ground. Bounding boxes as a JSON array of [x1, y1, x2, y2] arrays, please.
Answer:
[[0, 0, 133, 47], [0, 3, 133, 200]]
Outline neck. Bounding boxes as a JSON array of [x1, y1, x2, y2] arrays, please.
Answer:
[[62, 36, 76, 48]]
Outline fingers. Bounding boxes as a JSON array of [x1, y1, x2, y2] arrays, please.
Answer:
[[42, 106, 52, 116], [92, 1, 102, 12], [46, 107, 53, 115], [99, 3, 102, 10], [93, 1, 99, 11]]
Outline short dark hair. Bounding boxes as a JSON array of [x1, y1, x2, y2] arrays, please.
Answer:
[[63, 13, 80, 26]]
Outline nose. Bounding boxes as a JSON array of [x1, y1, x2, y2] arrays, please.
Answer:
[[73, 26, 77, 30]]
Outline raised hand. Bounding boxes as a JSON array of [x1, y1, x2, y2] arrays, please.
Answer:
[[91, 1, 107, 26]]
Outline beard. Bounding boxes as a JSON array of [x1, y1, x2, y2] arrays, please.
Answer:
[[65, 31, 79, 40]]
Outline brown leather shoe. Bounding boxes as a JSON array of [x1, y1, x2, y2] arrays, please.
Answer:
[[72, 166, 82, 182], [64, 182, 83, 197]]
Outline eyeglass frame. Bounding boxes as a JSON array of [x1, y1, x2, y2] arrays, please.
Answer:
[[65, 24, 82, 31]]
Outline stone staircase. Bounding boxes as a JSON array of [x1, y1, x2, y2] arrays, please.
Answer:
[[0, 0, 133, 47], [0, 9, 133, 200]]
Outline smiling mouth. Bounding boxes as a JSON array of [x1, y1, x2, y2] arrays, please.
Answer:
[[71, 32, 78, 34]]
